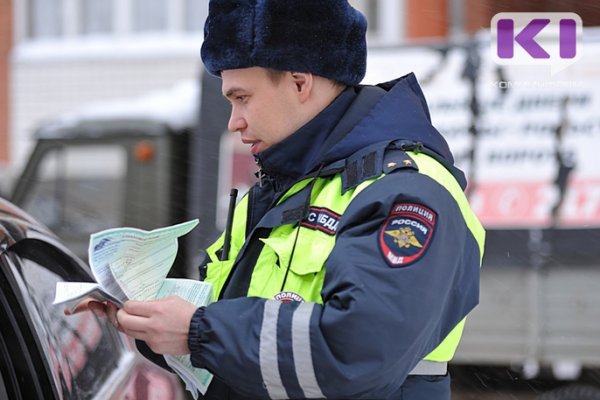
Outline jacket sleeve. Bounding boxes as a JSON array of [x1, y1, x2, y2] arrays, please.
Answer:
[[188, 171, 481, 399]]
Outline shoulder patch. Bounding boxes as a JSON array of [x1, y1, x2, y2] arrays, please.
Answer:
[[379, 202, 437, 267], [300, 207, 341, 235]]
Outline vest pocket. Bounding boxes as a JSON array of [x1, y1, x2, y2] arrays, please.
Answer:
[[260, 226, 334, 276], [246, 226, 335, 302]]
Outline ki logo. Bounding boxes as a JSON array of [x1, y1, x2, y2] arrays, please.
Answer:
[[491, 13, 582, 75]]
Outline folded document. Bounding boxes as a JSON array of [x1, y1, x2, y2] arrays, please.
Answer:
[[53, 219, 213, 398]]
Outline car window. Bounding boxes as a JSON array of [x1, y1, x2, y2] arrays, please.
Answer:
[[22, 145, 127, 237], [8, 242, 128, 399]]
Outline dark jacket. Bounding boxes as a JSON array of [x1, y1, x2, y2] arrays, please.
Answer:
[[149, 73, 481, 399]]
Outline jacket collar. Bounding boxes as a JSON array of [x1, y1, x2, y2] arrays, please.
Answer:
[[254, 73, 461, 190], [255, 87, 357, 186]]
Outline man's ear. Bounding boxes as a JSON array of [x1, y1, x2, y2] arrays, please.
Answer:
[[290, 72, 313, 103]]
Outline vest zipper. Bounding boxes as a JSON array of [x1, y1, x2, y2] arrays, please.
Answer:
[[279, 163, 325, 291]]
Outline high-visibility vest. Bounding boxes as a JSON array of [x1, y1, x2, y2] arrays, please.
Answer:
[[204, 150, 485, 362]]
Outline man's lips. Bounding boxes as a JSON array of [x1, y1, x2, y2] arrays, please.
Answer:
[[241, 138, 261, 154]]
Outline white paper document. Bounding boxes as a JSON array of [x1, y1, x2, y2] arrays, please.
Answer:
[[53, 219, 214, 397]]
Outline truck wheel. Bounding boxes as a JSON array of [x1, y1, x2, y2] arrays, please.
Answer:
[[537, 385, 600, 400]]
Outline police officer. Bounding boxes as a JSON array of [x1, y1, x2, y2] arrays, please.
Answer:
[[105, 1, 485, 399]]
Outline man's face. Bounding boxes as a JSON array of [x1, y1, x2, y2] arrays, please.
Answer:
[[222, 67, 304, 155]]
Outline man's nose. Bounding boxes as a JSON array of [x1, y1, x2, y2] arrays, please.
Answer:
[[228, 110, 246, 133]]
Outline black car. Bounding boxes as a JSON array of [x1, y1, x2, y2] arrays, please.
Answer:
[[0, 197, 185, 399]]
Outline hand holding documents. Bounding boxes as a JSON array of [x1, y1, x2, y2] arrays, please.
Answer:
[[53, 219, 213, 398]]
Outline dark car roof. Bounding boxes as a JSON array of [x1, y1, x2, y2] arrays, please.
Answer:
[[0, 197, 86, 272], [0, 197, 52, 247]]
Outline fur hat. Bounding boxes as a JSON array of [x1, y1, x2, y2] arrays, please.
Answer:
[[201, 0, 367, 86]]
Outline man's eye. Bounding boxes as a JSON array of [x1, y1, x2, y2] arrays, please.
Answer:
[[236, 96, 248, 103]]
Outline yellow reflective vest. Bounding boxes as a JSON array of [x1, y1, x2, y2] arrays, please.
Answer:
[[204, 149, 485, 363]]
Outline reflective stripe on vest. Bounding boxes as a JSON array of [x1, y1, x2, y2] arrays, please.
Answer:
[[205, 151, 485, 363]]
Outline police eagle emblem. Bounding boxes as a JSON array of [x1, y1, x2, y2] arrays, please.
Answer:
[[378, 202, 437, 267], [384, 227, 423, 248]]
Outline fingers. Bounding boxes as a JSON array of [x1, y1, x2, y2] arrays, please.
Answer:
[[64, 299, 126, 332], [64, 298, 103, 315], [104, 301, 118, 329], [106, 301, 117, 320], [118, 297, 191, 332], [122, 298, 165, 317], [88, 300, 109, 318], [97, 297, 196, 355], [117, 312, 152, 338]]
